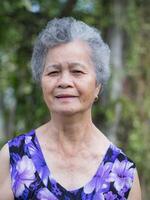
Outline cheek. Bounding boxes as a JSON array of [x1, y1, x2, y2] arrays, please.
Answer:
[[42, 87, 49, 106], [41, 82, 52, 102], [41, 78, 54, 93], [41, 83, 48, 97], [78, 83, 96, 102]]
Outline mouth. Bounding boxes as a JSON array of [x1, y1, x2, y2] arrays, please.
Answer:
[[55, 94, 78, 98], [55, 96, 77, 98]]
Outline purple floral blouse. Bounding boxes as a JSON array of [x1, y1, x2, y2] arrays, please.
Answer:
[[8, 130, 135, 200]]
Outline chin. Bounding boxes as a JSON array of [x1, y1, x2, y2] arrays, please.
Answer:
[[57, 110, 80, 116], [51, 107, 85, 116]]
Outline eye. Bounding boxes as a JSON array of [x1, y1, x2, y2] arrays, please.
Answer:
[[72, 70, 83, 74], [48, 71, 59, 76]]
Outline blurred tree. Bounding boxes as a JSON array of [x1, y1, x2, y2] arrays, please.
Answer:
[[0, 0, 149, 198]]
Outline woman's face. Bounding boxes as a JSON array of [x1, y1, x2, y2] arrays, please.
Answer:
[[41, 40, 101, 116]]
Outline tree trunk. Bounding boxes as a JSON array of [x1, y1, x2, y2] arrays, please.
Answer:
[[108, 0, 125, 143]]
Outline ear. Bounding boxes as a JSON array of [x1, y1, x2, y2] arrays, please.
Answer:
[[95, 84, 102, 97]]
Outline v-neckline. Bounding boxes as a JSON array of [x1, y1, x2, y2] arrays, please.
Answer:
[[30, 130, 112, 194]]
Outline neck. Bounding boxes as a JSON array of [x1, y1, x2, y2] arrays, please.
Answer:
[[46, 110, 99, 156]]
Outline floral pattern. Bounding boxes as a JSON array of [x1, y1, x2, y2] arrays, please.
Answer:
[[108, 159, 135, 192], [11, 155, 36, 197], [8, 130, 135, 199], [37, 188, 58, 200]]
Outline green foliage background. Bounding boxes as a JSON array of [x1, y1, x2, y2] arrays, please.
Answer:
[[0, 0, 149, 199]]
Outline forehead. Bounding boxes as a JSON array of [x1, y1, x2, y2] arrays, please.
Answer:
[[45, 40, 93, 66]]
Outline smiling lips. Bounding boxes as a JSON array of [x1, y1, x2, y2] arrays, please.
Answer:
[[55, 94, 78, 98]]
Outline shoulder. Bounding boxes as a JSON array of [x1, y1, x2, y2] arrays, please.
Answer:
[[109, 144, 136, 177], [108, 144, 141, 199], [0, 144, 10, 180], [0, 143, 14, 199], [0, 143, 9, 164], [8, 130, 35, 148], [109, 143, 136, 165], [8, 130, 35, 162], [128, 169, 142, 200]]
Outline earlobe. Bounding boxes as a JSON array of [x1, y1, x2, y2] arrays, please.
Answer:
[[94, 85, 101, 102], [94, 96, 99, 102]]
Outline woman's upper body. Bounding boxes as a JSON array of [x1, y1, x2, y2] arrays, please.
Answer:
[[0, 127, 141, 200], [0, 17, 141, 199]]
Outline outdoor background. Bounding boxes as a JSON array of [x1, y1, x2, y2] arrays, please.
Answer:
[[0, 0, 149, 199]]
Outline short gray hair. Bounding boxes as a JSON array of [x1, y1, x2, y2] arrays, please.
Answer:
[[31, 17, 110, 85]]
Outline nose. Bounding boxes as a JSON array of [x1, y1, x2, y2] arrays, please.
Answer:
[[57, 71, 73, 88]]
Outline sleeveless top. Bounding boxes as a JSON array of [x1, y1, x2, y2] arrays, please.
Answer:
[[8, 130, 136, 200]]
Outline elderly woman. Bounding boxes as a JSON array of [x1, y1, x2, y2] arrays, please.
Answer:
[[0, 17, 141, 200]]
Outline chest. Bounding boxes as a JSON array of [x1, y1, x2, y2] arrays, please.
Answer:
[[42, 147, 103, 190]]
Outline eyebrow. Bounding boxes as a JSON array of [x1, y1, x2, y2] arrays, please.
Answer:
[[46, 62, 87, 70], [46, 64, 61, 69], [70, 62, 87, 69]]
